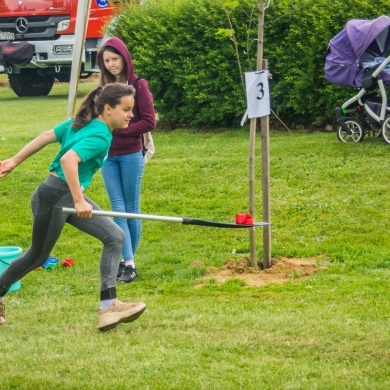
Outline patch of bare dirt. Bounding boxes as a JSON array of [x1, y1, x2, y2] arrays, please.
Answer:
[[193, 256, 325, 287]]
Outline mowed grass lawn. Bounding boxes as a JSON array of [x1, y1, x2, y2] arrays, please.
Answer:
[[0, 76, 389, 389]]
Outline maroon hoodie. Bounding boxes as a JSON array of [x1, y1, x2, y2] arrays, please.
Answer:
[[100, 37, 156, 156]]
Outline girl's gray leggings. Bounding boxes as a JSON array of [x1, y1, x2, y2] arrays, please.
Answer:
[[0, 174, 124, 298]]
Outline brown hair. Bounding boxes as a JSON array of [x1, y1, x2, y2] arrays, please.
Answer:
[[97, 46, 127, 87], [72, 83, 135, 130]]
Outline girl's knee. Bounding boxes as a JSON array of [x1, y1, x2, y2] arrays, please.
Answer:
[[113, 225, 125, 246]]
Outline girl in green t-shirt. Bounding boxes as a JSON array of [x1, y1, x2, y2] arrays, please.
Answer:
[[0, 83, 146, 331]]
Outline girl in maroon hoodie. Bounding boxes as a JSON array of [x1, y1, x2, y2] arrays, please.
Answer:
[[97, 37, 156, 283]]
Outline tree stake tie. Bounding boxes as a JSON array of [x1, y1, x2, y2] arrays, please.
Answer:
[[62, 208, 269, 229]]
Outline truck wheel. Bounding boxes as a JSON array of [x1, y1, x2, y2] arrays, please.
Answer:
[[7, 69, 55, 97]]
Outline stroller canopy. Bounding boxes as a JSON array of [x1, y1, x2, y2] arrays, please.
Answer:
[[325, 15, 390, 87]]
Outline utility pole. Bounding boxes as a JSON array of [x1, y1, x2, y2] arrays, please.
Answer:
[[67, 0, 92, 119]]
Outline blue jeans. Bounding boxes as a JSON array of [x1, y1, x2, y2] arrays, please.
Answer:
[[101, 151, 144, 261]]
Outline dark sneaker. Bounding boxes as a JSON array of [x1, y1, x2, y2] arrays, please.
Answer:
[[0, 300, 5, 325], [118, 266, 138, 284], [98, 299, 146, 331], [116, 261, 126, 279]]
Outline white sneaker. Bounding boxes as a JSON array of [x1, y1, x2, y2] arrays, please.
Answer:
[[98, 299, 146, 331]]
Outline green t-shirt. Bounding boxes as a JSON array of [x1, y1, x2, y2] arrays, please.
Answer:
[[49, 118, 112, 189]]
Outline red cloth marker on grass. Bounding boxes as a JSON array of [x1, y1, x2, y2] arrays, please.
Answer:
[[62, 258, 74, 267]]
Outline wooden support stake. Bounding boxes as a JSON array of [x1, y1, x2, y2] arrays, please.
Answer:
[[249, 0, 267, 270]]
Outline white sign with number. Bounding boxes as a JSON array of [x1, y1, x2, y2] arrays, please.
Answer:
[[245, 70, 270, 119]]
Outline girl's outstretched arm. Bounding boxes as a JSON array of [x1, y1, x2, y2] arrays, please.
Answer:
[[0, 130, 57, 178]]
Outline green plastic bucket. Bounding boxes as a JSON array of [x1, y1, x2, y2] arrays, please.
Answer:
[[0, 246, 22, 292]]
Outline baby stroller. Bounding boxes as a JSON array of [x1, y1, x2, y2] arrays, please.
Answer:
[[325, 15, 390, 143]]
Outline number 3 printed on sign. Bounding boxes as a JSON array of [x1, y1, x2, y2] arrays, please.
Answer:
[[257, 82, 265, 100]]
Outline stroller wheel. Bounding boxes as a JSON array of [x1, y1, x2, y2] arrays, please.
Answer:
[[366, 127, 382, 138], [381, 116, 390, 145], [337, 120, 364, 143]]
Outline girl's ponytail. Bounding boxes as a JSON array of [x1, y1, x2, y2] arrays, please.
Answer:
[[72, 87, 102, 131]]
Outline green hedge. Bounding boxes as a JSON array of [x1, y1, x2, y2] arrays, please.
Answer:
[[109, 0, 390, 128]]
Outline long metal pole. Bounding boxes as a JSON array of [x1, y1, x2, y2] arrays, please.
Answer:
[[62, 208, 269, 229]]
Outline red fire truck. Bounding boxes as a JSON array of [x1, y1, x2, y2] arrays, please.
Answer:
[[0, 0, 116, 96]]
